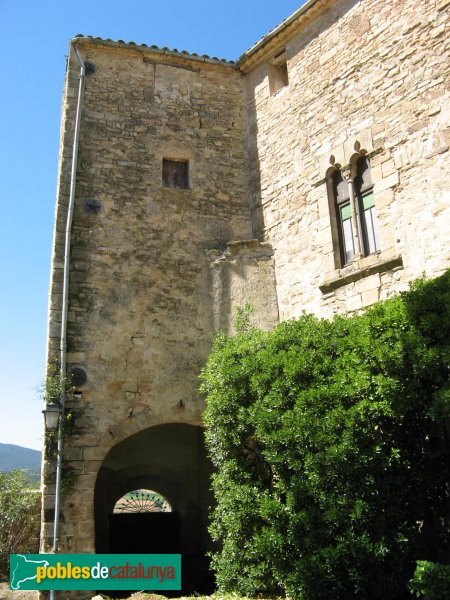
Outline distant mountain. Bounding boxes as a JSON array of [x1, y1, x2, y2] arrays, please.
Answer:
[[0, 443, 41, 475]]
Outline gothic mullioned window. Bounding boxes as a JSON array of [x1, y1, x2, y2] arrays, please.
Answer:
[[332, 155, 380, 267]]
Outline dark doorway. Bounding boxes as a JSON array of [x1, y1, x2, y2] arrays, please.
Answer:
[[94, 424, 216, 595], [108, 512, 180, 554]]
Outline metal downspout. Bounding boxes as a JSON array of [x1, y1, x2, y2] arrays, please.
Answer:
[[50, 44, 86, 590]]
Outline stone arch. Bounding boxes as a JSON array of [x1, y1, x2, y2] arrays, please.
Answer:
[[97, 411, 202, 448], [94, 422, 215, 593], [348, 149, 369, 179]]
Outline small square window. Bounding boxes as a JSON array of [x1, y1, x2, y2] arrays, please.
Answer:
[[162, 159, 189, 189], [269, 50, 289, 96]]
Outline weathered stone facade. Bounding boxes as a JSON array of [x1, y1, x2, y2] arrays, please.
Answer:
[[244, 0, 449, 320], [42, 0, 449, 587], [44, 41, 258, 557]]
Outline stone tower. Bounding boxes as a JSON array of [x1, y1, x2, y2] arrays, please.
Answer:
[[42, 0, 449, 590]]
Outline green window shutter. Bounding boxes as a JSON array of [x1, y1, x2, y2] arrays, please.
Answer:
[[341, 204, 352, 220], [363, 192, 375, 210]]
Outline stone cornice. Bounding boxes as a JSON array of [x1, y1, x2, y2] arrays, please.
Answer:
[[237, 0, 335, 73], [72, 36, 238, 71]]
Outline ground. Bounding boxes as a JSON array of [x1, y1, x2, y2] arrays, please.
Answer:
[[0, 585, 250, 600], [0, 583, 37, 600]]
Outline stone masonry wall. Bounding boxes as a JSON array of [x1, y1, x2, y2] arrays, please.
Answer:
[[245, 0, 450, 321], [43, 42, 261, 553], [43, 0, 450, 563], [208, 239, 279, 334]]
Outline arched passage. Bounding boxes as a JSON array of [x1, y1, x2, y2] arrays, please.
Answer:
[[94, 423, 215, 593]]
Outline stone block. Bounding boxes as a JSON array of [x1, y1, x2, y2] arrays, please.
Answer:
[[82, 446, 108, 461], [375, 188, 394, 209], [346, 293, 363, 312], [64, 446, 83, 461], [380, 225, 398, 251], [381, 159, 396, 177], [318, 192, 331, 219], [355, 273, 381, 294], [370, 163, 383, 183], [358, 253, 379, 270], [70, 434, 99, 447], [74, 540, 95, 553], [72, 474, 97, 491], [373, 172, 399, 194], [362, 288, 380, 307], [77, 519, 95, 539]]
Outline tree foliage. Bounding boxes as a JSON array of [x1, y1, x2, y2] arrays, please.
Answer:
[[200, 271, 450, 599], [0, 470, 40, 580], [409, 561, 450, 599]]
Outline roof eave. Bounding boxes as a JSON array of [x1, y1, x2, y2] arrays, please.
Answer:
[[72, 36, 238, 68], [237, 0, 332, 72]]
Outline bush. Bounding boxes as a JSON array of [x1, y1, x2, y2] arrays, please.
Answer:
[[409, 561, 450, 599], [0, 470, 41, 580], [201, 271, 450, 599]]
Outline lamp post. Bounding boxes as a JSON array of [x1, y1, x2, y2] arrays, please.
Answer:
[[42, 399, 62, 600], [42, 401, 61, 432]]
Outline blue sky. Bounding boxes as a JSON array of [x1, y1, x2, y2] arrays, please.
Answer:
[[0, 0, 304, 451]]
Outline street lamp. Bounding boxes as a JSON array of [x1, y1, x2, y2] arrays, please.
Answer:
[[42, 398, 62, 600], [42, 401, 61, 431]]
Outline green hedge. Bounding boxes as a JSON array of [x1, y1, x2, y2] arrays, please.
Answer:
[[0, 470, 40, 580], [200, 271, 450, 599], [409, 560, 450, 599]]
